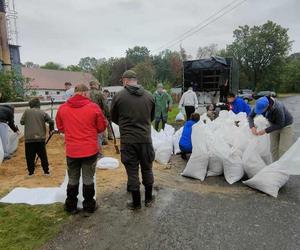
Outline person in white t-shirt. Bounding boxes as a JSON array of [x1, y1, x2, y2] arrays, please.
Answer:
[[179, 87, 198, 120]]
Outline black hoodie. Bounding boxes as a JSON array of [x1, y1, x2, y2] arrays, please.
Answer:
[[0, 105, 18, 132], [110, 84, 155, 144]]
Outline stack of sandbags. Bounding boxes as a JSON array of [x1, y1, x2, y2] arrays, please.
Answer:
[[181, 111, 271, 184], [152, 124, 175, 165]]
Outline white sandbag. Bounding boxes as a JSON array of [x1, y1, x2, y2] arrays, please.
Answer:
[[155, 145, 173, 165], [223, 149, 244, 184], [242, 142, 266, 178], [173, 127, 183, 154], [111, 122, 120, 139], [243, 162, 289, 198], [0, 187, 61, 205], [7, 128, 19, 155], [0, 172, 96, 207], [274, 138, 300, 175], [0, 138, 3, 165], [96, 157, 119, 169], [153, 124, 175, 165], [181, 121, 209, 181], [181, 153, 209, 181], [175, 112, 185, 121], [207, 155, 223, 177]]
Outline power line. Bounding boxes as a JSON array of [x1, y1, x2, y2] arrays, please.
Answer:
[[154, 0, 241, 52], [154, 0, 247, 53]]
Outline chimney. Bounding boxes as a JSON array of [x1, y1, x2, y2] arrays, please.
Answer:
[[0, 0, 11, 71]]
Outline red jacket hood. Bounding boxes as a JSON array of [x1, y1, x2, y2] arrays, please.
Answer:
[[67, 94, 91, 108]]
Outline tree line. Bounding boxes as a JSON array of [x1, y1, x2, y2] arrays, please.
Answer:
[[1, 20, 299, 102]]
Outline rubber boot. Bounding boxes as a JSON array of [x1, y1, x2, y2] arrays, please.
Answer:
[[145, 185, 155, 207], [65, 184, 79, 214], [127, 190, 141, 210], [82, 183, 97, 216]]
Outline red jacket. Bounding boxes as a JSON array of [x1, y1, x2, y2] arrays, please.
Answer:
[[56, 94, 107, 158]]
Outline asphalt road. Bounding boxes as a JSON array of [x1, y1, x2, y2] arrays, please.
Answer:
[[45, 96, 300, 250]]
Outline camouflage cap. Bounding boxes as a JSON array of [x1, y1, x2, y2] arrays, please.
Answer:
[[122, 70, 137, 79], [157, 83, 163, 88]]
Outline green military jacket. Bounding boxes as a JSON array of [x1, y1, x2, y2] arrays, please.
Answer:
[[89, 89, 109, 118], [153, 90, 172, 119]]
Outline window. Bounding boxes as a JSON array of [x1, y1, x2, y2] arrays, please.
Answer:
[[56, 91, 60, 95], [45, 91, 49, 95]]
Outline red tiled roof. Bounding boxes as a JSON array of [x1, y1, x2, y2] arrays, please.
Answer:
[[22, 67, 97, 90]]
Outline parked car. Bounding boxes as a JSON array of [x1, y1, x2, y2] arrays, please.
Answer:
[[253, 91, 277, 99], [238, 89, 254, 102]]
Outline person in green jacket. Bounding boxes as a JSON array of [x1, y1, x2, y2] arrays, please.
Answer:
[[153, 83, 172, 131], [20, 98, 54, 176]]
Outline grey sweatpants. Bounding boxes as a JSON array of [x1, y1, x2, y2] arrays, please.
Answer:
[[270, 124, 294, 162], [0, 122, 9, 158]]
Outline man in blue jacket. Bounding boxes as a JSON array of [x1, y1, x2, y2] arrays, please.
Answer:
[[227, 93, 251, 115], [248, 96, 294, 161]]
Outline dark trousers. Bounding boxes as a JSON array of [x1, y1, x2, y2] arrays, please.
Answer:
[[120, 143, 155, 192], [25, 141, 49, 174], [65, 154, 97, 211], [185, 106, 195, 120], [155, 113, 167, 131]]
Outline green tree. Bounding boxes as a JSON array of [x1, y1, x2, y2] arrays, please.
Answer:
[[78, 57, 98, 72], [132, 61, 156, 90], [0, 71, 30, 102], [126, 46, 150, 66], [227, 20, 292, 89], [41, 62, 63, 70], [66, 65, 82, 72]]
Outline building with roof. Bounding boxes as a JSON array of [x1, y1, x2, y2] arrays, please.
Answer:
[[22, 67, 97, 100]]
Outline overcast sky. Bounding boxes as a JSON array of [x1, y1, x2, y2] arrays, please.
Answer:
[[15, 0, 299, 66]]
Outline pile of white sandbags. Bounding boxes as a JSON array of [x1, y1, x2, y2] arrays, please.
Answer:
[[181, 110, 299, 197], [152, 124, 175, 165]]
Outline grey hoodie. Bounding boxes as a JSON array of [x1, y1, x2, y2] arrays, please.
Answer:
[[110, 84, 155, 144]]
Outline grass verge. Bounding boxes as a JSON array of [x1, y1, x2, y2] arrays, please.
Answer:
[[0, 203, 69, 250]]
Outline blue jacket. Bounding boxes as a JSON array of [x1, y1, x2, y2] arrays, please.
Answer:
[[231, 97, 251, 115], [179, 120, 197, 153]]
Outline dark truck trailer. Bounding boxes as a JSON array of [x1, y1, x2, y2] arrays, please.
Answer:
[[183, 56, 239, 104]]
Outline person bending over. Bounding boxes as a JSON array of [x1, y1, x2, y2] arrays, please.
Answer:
[[179, 113, 200, 160]]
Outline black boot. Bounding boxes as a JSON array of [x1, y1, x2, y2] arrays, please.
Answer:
[[145, 185, 155, 207], [82, 183, 97, 216], [127, 190, 141, 210], [65, 184, 79, 214]]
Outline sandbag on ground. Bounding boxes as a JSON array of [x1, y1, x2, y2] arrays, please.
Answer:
[[243, 138, 300, 197], [223, 149, 244, 184], [182, 121, 209, 181], [152, 124, 175, 165], [96, 157, 119, 169], [243, 163, 289, 198], [242, 142, 266, 178], [0, 139, 3, 165], [173, 127, 183, 154], [207, 155, 223, 177], [7, 128, 19, 155]]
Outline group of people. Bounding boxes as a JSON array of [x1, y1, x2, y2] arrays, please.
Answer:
[[178, 89, 294, 164], [0, 70, 295, 216]]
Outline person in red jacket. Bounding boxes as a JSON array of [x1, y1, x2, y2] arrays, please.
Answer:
[[56, 84, 107, 216]]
